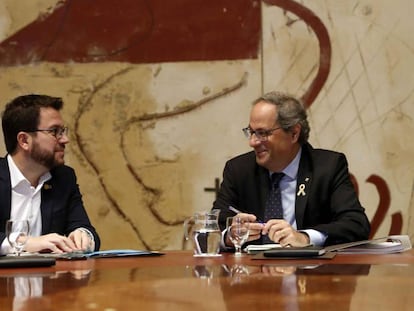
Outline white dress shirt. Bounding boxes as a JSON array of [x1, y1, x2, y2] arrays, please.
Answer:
[[0, 155, 51, 254]]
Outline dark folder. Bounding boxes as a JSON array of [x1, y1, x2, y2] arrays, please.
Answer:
[[263, 246, 326, 258], [0, 256, 56, 268], [57, 249, 165, 260]]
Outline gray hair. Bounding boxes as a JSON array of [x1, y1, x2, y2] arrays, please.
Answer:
[[252, 91, 310, 144]]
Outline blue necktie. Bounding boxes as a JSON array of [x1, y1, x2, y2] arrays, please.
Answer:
[[263, 172, 284, 243]]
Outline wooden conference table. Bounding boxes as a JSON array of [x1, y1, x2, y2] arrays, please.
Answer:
[[1, 250, 414, 311]]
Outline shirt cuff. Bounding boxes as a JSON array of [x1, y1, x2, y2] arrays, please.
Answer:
[[300, 229, 327, 246], [220, 228, 234, 251], [0, 237, 13, 255]]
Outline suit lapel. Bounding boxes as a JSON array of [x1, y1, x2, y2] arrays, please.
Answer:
[[0, 158, 12, 224], [257, 165, 271, 219], [295, 146, 313, 229], [40, 180, 54, 234]]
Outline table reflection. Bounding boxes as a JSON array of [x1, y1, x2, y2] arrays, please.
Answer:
[[0, 267, 92, 311], [195, 263, 371, 311], [0, 260, 377, 311], [191, 263, 371, 279]]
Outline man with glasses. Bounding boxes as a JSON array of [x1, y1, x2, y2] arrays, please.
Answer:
[[0, 94, 100, 255], [213, 91, 370, 248]]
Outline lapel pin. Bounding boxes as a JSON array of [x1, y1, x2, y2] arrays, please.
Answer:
[[297, 184, 306, 196], [297, 177, 310, 196], [44, 184, 52, 190]]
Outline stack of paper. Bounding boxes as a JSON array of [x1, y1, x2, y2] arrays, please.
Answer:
[[245, 243, 281, 254]]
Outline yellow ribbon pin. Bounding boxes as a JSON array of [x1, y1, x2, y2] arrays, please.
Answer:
[[297, 184, 306, 196]]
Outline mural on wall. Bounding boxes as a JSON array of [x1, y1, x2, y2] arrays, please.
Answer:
[[0, 0, 261, 64], [0, 0, 413, 249]]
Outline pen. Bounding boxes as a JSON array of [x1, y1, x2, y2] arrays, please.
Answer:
[[229, 206, 242, 214], [228, 206, 264, 224]]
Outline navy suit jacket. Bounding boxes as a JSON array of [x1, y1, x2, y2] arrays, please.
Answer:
[[0, 157, 100, 250], [213, 143, 370, 246]]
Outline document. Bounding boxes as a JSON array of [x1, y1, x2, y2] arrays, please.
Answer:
[[245, 243, 282, 254]]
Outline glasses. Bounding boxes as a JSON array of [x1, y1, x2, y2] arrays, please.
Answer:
[[28, 127, 69, 139], [242, 126, 281, 141]]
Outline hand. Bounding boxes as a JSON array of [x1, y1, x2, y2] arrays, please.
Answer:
[[262, 219, 310, 247], [25, 233, 79, 254], [225, 213, 263, 246], [68, 229, 94, 252]]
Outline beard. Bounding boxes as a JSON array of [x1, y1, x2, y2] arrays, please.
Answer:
[[31, 140, 64, 169]]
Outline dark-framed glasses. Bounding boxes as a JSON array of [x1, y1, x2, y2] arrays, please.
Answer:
[[242, 126, 281, 141], [28, 127, 69, 139]]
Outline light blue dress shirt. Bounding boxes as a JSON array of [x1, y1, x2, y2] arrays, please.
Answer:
[[276, 148, 327, 246]]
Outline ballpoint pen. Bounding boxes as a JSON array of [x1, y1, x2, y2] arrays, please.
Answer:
[[228, 206, 264, 224], [229, 206, 242, 215]]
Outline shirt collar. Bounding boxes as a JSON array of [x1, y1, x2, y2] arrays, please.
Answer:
[[7, 154, 52, 189], [269, 147, 302, 180]]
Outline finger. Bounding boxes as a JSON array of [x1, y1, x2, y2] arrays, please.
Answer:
[[235, 213, 257, 223], [78, 232, 93, 250], [268, 226, 289, 244], [249, 222, 264, 231], [53, 236, 78, 253], [262, 220, 278, 234], [69, 231, 84, 249], [70, 231, 92, 251], [278, 230, 299, 247]]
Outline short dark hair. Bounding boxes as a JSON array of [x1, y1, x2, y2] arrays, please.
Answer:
[[253, 91, 310, 144], [1, 94, 63, 154]]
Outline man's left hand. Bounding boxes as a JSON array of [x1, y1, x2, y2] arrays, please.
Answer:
[[262, 220, 310, 247]]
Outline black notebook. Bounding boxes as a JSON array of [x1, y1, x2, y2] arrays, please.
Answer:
[[0, 256, 56, 268], [263, 246, 326, 258]]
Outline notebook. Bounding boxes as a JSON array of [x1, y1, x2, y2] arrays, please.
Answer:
[[262, 246, 326, 258], [0, 256, 56, 268]]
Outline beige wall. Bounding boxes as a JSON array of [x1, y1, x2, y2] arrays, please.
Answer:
[[0, 0, 413, 250]]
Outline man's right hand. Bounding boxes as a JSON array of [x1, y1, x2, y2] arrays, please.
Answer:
[[24, 233, 79, 253], [225, 213, 263, 246]]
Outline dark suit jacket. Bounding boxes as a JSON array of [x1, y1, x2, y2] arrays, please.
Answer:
[[0, 157, 100, 250], [213, 143, 370, 246]]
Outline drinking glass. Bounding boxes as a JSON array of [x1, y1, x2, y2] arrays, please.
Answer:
[[6, 220, 30, 256], [226, 217, 249, 256]]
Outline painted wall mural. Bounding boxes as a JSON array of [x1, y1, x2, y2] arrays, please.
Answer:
[[0, 0, 413, 250]]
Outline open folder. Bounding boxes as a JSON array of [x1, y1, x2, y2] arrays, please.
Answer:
[[253, 235, 412, 259], [21, 249, 165, 260], [326, 235, 412, 254], [58, 249, 165, 259]]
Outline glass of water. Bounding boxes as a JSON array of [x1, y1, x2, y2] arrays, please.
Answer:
[[6, 220, 30, 256], [226, 217, 249, 256]]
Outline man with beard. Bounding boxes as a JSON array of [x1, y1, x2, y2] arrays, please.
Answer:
[[0, 94, 100, 255], [213, 91, 370, 248]]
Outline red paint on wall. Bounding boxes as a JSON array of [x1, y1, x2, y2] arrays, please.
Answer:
[[0, 0, 261, 65]]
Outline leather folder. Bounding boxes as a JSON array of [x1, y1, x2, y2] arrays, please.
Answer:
[[0, 256, 56, 268], [263, 246, 326, 258]]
